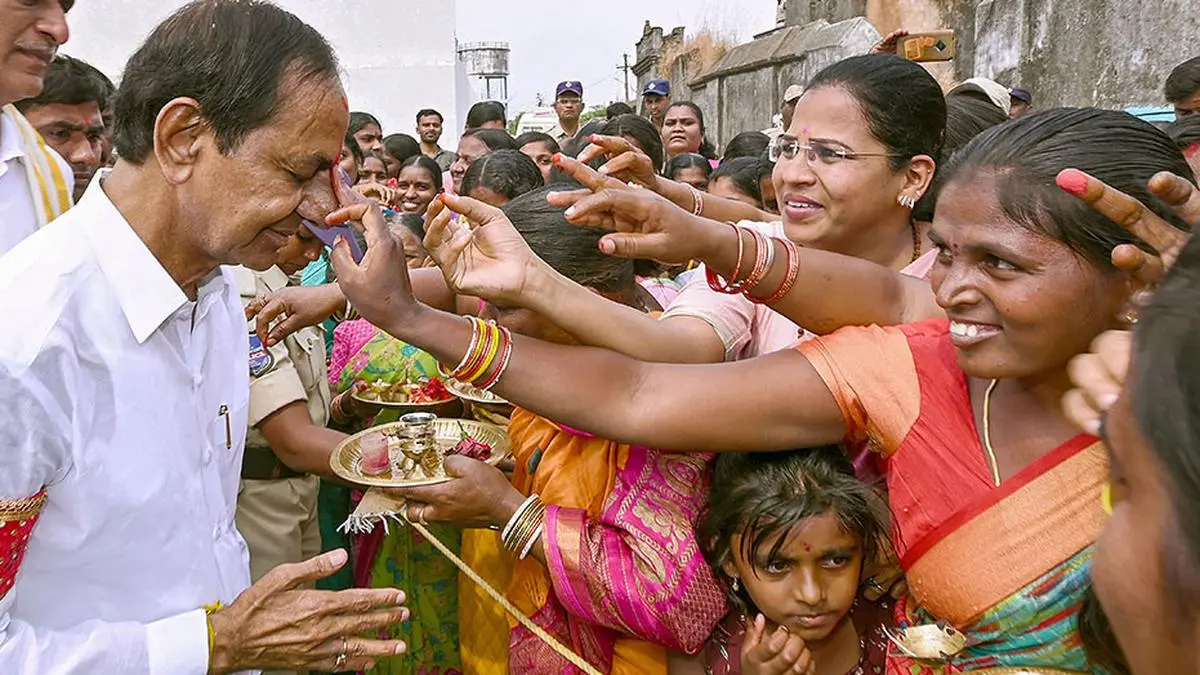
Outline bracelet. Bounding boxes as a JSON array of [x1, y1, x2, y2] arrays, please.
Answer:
[[714, 229, 772, 294], [748, 238, 800, 304], [509, 502, 546, 557], [706, 223, 748, 294], [501, 494, 539, 541], [330, 391, 350, 423], [519, 520, 545, 560], [686, 183, 704, 216], [204, 600, 224, 662], [448, 316, 483, 376], [477, 326, 513, 391], [451, 317, 503, 384], [502, 497, 546, 555], [345, 300, 359, 321]]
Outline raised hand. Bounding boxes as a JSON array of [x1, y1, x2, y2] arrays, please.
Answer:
[[870, 29, 910, 55], [421, 194, 548, 305], [548, 154, 726, 265], [740, 614, 816, 675], [1063, 330, 1132, 437], [327, 197, 420, 330], [1057, 168, 1194, 291], [208, 549, 409, 673], [576, 134, 661, 190]]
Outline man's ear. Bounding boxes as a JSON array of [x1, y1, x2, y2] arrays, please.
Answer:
[[153, 97, 207, 185]]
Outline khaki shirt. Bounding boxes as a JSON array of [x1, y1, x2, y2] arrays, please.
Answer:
[[234, 266, 331, 450], [547, 124, 578, 146]]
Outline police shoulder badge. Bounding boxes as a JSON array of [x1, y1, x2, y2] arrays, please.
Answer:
[[249, 333, 275, 378]]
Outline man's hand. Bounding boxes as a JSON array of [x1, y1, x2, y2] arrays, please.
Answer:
[[208, 549, 409, 673], [246, 284, 345, 347]]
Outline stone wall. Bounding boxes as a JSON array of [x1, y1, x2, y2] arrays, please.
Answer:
[[861, 0, 1200, 108]]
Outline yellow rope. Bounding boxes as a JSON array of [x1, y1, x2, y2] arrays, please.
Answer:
[[406, 518, 603, 675]]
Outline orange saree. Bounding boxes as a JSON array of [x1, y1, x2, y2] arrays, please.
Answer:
[[798, 319, 1109, 673]]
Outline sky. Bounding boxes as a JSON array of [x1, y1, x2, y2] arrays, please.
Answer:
[[456, 0, 778, 114]]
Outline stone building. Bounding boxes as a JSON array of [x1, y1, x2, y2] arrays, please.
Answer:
[[635, 0, 1200, 149]]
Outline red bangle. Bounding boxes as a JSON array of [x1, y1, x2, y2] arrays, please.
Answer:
[[748, 237, 800, 304], [706, 223, 747, 294]]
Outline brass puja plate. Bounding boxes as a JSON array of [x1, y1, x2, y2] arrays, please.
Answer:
[[331, 419, 510, 488], [445, 378, 509, 405], [351, 390, 462, 417]]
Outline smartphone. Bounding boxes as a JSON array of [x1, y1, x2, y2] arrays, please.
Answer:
[[897, 30, 956, 62]]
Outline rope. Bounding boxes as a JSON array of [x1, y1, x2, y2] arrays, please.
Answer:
[[405, 517, 603, 675]]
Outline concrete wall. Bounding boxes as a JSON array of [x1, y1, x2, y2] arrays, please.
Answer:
[[61, 0, 466, 138]]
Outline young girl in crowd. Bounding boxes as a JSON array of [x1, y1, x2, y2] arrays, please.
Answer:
[[393, 154, 443, 216], [515, 131, 561, 184], [666, 153, 714, 191], [675, 447, 891, 675], [382, 132, 421, 180], [449, 127, 517, 193], [709, 157, 777, 214]]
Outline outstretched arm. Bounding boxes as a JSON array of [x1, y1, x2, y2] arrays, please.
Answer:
[[548, 156, 943, 333], [331, 197, 849, 453]]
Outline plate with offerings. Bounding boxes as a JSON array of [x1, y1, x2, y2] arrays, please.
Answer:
[[445, 378, 509, 405], [331, 414, 510, 488], [351, 370, 459, 416]]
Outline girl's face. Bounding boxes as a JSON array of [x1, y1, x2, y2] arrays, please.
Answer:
[[337, 146, 359, 180], [395, 165, 438, 214], [928, 177, 1128, 381], [709, 176, 759, 210], [673, 166, 709, 191], [773, 86, 928, 255], [520, 141, 555, 184], [725, 511, 863, 646], [1093, 390, 1200, 674], [356, 156, 388, 185], [382, 150, 402, 180], [662, 106, 703, 157], [450, 135, 489, 193]]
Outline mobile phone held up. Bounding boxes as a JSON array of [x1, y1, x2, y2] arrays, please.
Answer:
[[897, 30, 956, 62]]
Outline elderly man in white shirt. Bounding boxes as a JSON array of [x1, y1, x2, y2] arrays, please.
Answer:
[[0, 0, 74, 255], [0, 2, 409, 674]]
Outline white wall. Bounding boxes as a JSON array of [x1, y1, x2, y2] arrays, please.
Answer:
[[62, 0, 464, 141]]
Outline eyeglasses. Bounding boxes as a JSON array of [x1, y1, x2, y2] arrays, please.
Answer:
[[769, 137, 900, 166]]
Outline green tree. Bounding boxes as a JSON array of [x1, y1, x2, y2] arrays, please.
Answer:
[[579, 104, 608, 124]]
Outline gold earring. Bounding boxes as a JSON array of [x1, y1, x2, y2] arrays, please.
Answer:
[[897, 193, 915, 209], [1120, 306, 1140, 325], [731, 577, 740, 592]]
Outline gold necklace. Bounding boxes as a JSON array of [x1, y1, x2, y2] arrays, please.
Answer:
[[981, 378, 1002, 487]]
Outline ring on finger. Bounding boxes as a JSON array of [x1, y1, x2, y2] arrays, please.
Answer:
[[418, 505, 429, 525], [334, 635, 348, 668]]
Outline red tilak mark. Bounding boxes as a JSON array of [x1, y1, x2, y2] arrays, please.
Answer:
[[802, 543, 811, 553]]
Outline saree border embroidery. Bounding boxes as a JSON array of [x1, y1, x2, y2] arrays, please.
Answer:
[[1, 489, 48, 599], [904, 440, 1106, 625]]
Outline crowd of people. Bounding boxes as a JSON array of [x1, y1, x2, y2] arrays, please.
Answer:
[[2, 2, 1200, 675]]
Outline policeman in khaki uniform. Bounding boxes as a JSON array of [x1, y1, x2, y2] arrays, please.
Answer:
[[234, 264, 331, 586]]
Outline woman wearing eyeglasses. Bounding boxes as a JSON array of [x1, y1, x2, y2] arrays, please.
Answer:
[[452, 54, 948, 379]]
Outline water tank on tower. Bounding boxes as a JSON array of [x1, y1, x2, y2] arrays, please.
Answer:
[[458, 41, 510, 103]]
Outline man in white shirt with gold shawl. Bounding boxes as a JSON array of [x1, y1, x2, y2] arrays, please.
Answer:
[[0, 0, 73, 254], [0, 1, 410, 673]]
